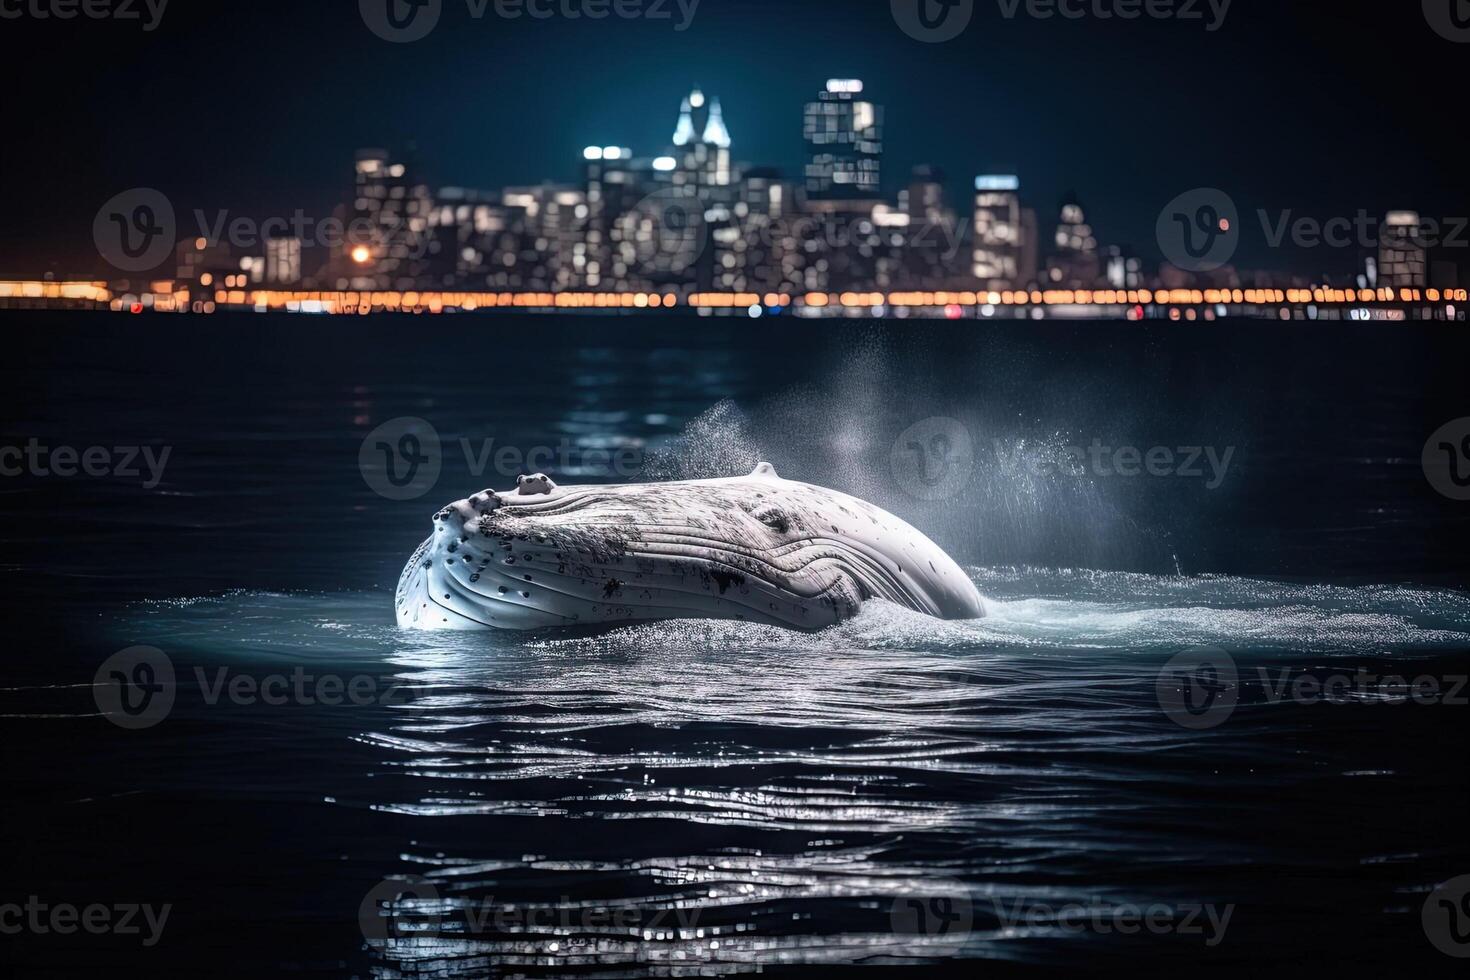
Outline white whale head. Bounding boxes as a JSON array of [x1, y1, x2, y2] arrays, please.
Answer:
[[396, 463, 984, 631]]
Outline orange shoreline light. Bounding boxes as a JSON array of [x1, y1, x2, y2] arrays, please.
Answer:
[[0, 281, 1465, 319]]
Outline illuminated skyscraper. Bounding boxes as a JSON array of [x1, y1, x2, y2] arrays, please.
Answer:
[[1045, 191, 1100, 287], [972, 174, 1022, 287], [901, 165, 960, 287], [335, 148, 435, 290], [670, 87, 732, 188], [1103, 244, 1142, 289], [1377, 211, 1427, 289], [265, 236, 302, 284], [580, 145, 642, 289], [804, 79, 883, 199], [728, 166, 799, 293]]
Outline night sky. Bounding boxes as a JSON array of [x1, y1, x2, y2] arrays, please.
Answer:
[[0, 0, 1464, 277]]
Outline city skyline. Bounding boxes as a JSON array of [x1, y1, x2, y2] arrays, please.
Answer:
[[13, 76, 1459, 308], [0, 1, 1464, 282]]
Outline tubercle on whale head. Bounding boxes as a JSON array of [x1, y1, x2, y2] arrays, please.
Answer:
[[515, 473, 558, 496], [435, 489, 499, 528]]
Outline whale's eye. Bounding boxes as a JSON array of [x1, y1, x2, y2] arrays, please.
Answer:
[[752, 506, 790, 534]]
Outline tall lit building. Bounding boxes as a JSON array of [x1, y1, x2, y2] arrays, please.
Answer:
[[901, 166, 960, 287], [334, 148, 435, 290], [1019, 207, 1039, 287], [972, 174, 1023, 287], [728, 167, 799, 293], [670, 87, 732, 188], [425, 186, 508, 289], [1045, 191, 1100, 287], [580, 145, 644, 289], [1377, 210, 1427, 289], [804, 79, 883, 199], [904, 165, 946, 223], [265, 236, 302, 284], [1103, 244, 1142, 289]]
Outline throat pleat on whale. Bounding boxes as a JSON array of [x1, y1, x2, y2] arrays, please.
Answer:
[[396, 462, 985, 631]]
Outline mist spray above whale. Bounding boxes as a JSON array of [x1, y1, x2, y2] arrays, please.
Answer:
[[395, 463, 984, 631]]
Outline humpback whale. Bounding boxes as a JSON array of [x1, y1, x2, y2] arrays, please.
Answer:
[[395, 463, 984, 631]]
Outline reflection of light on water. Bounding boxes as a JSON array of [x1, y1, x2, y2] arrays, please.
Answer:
[[365, 845, 986, 975], [126, 572, 1470, 974]]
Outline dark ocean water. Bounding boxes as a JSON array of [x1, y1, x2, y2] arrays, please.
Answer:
[[2, 313, 1468, 977]]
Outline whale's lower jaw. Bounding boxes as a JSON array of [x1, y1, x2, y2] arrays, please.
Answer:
[[395, 469, 985, 632], [396, 533, 881, 632]]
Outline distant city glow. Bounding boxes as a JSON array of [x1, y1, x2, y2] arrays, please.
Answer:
[[5, 282, 1461, 322], [35, 83, 1454, 319]]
